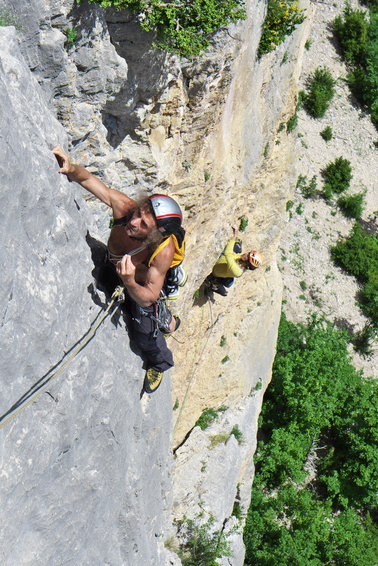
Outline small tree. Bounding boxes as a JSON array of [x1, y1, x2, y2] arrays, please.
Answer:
[[337, 192, 364, 218], [177, 515, 233, 566], [322, 156, 352, 199], [333, 4, 368, 64], [305, 66, 336, 118], [320, 125, 333, 141]]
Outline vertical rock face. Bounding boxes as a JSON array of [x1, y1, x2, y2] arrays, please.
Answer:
[[0, 0, 312, 564], [0, 26, 176, 566]]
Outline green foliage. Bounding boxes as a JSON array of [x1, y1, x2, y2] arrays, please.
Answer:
[[296, 89, 307, 111], [286, 113, 298, 132], [231, 424, 244, 444], [360, 272, 378, 323], [195, 405, 227, 430], [177, 515, 233, 565], [243, 312, 378, 565], [331, 221, 378, 323], [322, 156, 352, 199], [258, 0, 305, 55], [88, 0, 246, 57], [0, 8, 19, 27], [334, 6, 378, 125], [304, 38, 312, 50], [320, 125, 333, 141], [219, 335, 227, 347], [63, 27, 78, 49], [351, 324, 376, 358], [333, 3, 369, 64], [337, 192, 364, 219], [286, 199, 294, 211], [330, 222, 378, 283], [296, 174, 318, 198], [244, 486, 378, 566], [239, 216, 249, 232], [208, 432, 231, 448], [305, 66, 336, 118]]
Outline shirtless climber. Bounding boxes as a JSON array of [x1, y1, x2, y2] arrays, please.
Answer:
[[52, 146, 186, 393]]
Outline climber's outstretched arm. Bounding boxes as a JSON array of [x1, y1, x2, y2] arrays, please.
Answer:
[[52, 146, 135, 213]]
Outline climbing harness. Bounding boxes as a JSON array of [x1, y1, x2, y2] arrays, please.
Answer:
[[0, 286, 126, 430]]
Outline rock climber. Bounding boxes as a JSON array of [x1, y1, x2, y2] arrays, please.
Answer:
[[206, 224, 263, 296], [52, 146, 186, 393]]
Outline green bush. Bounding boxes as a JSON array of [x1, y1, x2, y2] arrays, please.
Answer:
[[63, 28, 77, 49], [333, 4, 369, 64], [258, 0, 305, 56], [177, 515, 233, 565], [337, 192, 364, 218], [331, 222, 378, 282], [87, 0, 246, 57], [351, 323, 376, 358], [195, 405, 227, 430], [296, 174, 318, 198], [305, 66, 336, 118], [360, 273, 378, 324], [331, 222, 378, 325], [322, 156, 352, 198], [334, 8, 378, 125], [286, 113, 298, 132], [243, 312, 378, 565], [320, 125, 333, 141]]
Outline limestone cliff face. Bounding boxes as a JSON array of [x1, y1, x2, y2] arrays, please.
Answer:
[[0, 0, 313, 564]]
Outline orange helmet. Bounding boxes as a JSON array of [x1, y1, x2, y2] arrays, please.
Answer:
[[248, 251, 263, 269]]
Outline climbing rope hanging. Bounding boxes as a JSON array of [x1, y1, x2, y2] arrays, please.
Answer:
[[0, 243, 153, 429], [173, 293, 215, 436], [0, 285, 125, 430]]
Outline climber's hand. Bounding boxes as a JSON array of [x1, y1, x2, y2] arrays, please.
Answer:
[[52, 146, 74, 175], [116, 254, 136, 282]]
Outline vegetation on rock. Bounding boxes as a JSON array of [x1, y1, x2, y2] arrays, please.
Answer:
[[86, 0, 246, 57], [304, 66, 336, 118], [244, 312, 378, 565], [334, 3, 378, 125], [258, 0, 305, 55], [331, 222, 378, 326], [322, 156, 352, 200]]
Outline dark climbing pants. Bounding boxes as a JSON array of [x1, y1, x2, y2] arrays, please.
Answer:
[[129, 301, 174, 373], [98, 256, 174, 373]]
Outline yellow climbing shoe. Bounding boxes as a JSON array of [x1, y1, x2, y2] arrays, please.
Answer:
[[144, 367, 164, 393]]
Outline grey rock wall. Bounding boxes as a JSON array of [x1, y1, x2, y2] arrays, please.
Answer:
[[0, 0, 312, 563], [0, 26, 176, 566]]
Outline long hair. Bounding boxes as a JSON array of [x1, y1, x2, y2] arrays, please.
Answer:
[[125, 194, 164, 252]]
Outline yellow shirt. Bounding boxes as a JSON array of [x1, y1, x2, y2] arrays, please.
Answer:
[[212, 239, 244, 278]]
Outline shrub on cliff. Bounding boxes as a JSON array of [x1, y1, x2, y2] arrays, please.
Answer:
[[86, 0, 246, 57], [333, 3, 368, 64], [337, 192, 365, 219], [258, 0, 305, 56], [331, 222, 378, 325], [322, 156, 352, 199], [305, 66, 336, 118], [334, 4, 378, 125]]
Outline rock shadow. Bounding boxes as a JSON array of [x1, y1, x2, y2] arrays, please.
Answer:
[[103, 12, 172, 148], [85, 232, 149, 363]]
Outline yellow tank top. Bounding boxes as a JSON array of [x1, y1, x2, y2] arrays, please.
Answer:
[[147, 235, 185, 268]]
